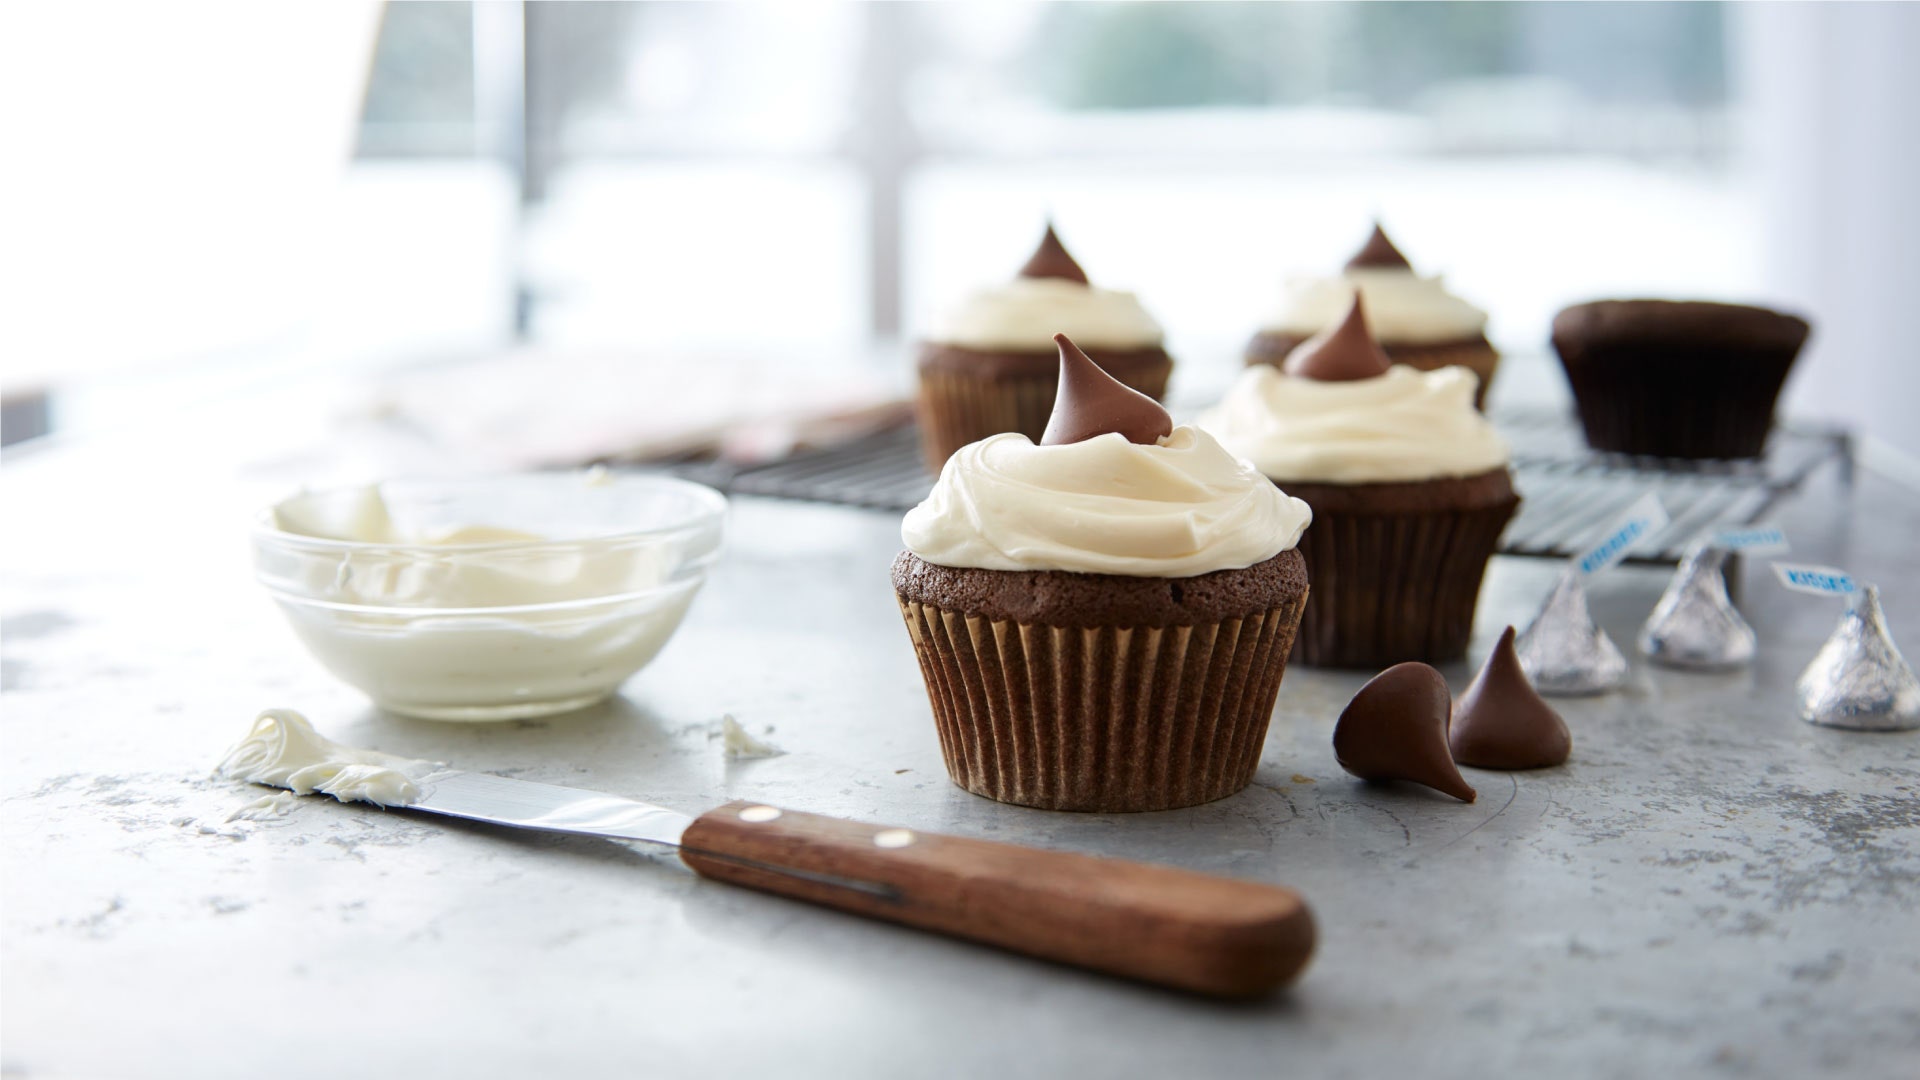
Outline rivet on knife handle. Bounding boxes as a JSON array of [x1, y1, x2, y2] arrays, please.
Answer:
[[678, 800, 1317, 998]]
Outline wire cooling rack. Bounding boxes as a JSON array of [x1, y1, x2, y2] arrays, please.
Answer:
[[659, 410, 1851, 565]]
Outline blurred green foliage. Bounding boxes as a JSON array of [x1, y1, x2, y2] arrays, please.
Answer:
[[356, 1, 1729, 158], [1031, 1, 1725, 110]]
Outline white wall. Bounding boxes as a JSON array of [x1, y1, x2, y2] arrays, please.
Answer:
[[1737, 2, 1920, 465], [0, 1, 379, 388]]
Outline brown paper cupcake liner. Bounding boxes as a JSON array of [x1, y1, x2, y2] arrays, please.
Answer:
[[914, 368, 1060, 474], [915, 360, 1173, 473], [1287, 494, 1518, 669], [1555, 347, 1799, 460], [896, 594, 1306, 812], [1247, 333, 1500, 410]]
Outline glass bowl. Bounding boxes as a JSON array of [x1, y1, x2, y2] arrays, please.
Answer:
[[253, 474, 727, 721]]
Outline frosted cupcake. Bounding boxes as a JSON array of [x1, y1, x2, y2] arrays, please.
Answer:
[[1205, 296, 1518, 668], [894, 334, 1312, 812], [915, 224, 1174, 472], [1246, 223, 1500, 409]]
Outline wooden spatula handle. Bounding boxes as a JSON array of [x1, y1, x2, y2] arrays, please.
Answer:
[[679, 800, 1315, 998]]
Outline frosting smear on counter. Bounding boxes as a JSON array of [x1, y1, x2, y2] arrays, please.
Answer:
[[217, 709, 446, 808], [720, 714, 787, 760]]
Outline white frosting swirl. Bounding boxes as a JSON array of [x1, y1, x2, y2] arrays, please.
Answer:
[[901, 427, 1310, 577], [1261, 269, 1487, 344], [1198, 366, 1510, 484], [930, 277, 1165, 350]]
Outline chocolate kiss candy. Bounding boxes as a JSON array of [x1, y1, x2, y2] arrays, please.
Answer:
[[1344, 222, 1414, 271], [1018, 222, 1090, 285], [1796, 585, 1920, 731], [1039, 333, 1172, 446], [1282, 293, 1393, 382], [1516, 571, 1628, 696], [1637, 545, 1756, 670], [1450, 627, 1572, 769], [1332, 662, 1477, 802]]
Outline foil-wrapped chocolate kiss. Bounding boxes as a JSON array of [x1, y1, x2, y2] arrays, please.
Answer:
[[1791, 580, 1920, 732], [1639, 543, 1757, 670], [1517, 570, 1629, 696]]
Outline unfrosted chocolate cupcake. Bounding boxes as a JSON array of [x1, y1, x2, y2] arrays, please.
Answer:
[[1204, 296, 1518, 668], [1552, 299, 1811, 459], [895, 335, 1312, 812], [1247, 223, 1500, 410], [915, 225, 1174, 472]]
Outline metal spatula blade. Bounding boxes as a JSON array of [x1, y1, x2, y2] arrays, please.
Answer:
[[411, 770, 694, 845]]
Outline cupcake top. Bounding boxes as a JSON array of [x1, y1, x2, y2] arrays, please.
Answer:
[[1203, 296, 1510, 484], [1259, 224, 1488, 345], [903, 334, 1310, 577], [927, 225, 1165, 351], [1552, 299, 1811, 353]]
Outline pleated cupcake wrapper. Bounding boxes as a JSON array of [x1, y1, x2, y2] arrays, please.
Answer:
[[914, 361, 1173, 473], [896, 594, 1306, 812], [914, 369, 1058, 474], [1291, 496, 1518, 668], [1559, 347, 1799, 460]]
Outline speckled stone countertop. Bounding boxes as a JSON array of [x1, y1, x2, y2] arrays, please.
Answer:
[[3, 371, 1917, 1079]]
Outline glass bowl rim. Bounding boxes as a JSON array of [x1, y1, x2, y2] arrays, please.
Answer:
[[252, 473, 729, 556]]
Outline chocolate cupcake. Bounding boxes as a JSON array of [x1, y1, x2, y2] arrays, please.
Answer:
[[1552, 299, 1811, 459], [895, 335, 1312, 812], [1247, 223, 1500, 409], [1204, 296, 1518, 669], [916, 225, 1174, 472]]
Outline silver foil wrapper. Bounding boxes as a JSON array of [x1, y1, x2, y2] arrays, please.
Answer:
[[1517, 569, 1629, 696], [1796, 585, 1920, 731], [1638, 545, 1757, 670]]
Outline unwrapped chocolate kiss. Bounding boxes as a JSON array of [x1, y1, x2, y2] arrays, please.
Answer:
[[1282, 294, 1393, 383], [1332, 662, 1477, 802], [1039, 334, 1172, 447], [1018, 222, 1090, 285], [1450, 627, 1572, 769]]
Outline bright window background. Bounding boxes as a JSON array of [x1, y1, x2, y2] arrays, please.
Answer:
[[364, 1, 1753, 373], [903, 1, 1747, 373], [2, 1, 1771, 438]]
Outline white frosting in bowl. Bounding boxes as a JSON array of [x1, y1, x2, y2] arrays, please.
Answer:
[[929, 277, 1165, 351], [254, 476, 725, 721], [1198, 365, 1510, 484], [901, 426, 1311, 578], [1260, 269, 1487, 344]]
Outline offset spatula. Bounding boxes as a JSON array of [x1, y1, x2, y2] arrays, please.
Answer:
[[287, 769, 1316, 997]]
